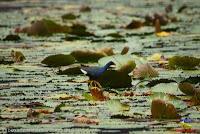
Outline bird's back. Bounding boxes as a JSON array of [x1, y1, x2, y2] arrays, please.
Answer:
[[81, 66, 103, 79]]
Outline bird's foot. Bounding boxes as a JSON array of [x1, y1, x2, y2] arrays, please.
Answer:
[[88, 80, 102, 88]]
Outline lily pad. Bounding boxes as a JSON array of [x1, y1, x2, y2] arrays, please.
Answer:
[[117, 60, 136, 74], [41, 54, 75, 67], [68, 23, 94, 37], [168, 56, 200, 70], [57, 65, 82, 75], [178, 82, 195, 96], [80, 5, 91, 12], [15, 19, 70, 36], [2, 34, 21, 41], [133, 63, 158, 78], [98, 54, 135, 74], [62, 13, 79, 20], [71, 50, 105, 63], [149, 92, 187, 110], [151, 99, 179, 119], [146, 79, 177, 87], [125, 19, 144, 29], [106, 99, 130, 112], [0, 56, 4, 62], [54, 103, 66, 112], [151, 82, 183, 95], [11, 50, 26, 62]]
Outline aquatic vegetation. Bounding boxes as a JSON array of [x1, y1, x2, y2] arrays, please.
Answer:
[[133, 63, 158, 78], [11, 50, 26, 62], [2, 34, 21, 41], [0, 0, 200, 133], [151, 99, 179, 119], [168, 56, 200, 70], [41, 54, 75, 67], [61, 13, 79, 20]]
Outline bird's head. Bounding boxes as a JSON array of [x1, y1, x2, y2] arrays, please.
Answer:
[[107, 61, 116, 68]]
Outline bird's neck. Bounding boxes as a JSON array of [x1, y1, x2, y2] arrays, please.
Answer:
[[103, 62, 111, 70]]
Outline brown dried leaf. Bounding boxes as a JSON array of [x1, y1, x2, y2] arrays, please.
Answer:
[[90, 87, 108, 101], [133, 63, 159, 78], [11, 50, 26, 62], [73, 115, 99, 125]]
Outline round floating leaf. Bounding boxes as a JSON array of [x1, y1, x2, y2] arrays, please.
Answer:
[[98, 54, 136, 73], [3, 34, 21, 41], [146, 78, 176, 87], [149, 92, 187, 110], [62, 13, 79, 20], [133, 63, 158, 78], [99, 54, 132, 68], [151, 99, 179, 119], [178, 82, 195, 96], [11, 50, 26, 63], [71, 50, 105, 63], [0, 56, 4, 62], [16, 19, 71, 36], [106, 99, 130, 112], [41, 54, 75, 67], [125, 19, 144, 29], [57, 65, 82, 75], [117, 60, 136, 74], [168, 56, 200, 70], [151, 82, 183, 95]]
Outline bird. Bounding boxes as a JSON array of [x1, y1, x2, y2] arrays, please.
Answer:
[[80, 61, 115, 87]]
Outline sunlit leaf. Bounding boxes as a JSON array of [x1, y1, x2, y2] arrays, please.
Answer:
[[151, 82, 183, 95], [98, 54, 136, 73], [106, 99, 130, 112]]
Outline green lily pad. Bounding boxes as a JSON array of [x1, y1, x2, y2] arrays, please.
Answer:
[[16, 19, 71, 36], [57, 65, 82, 75], [54, 103, 66, 112], [149, 92, 187, 110], [106, 99, 130, 112], [62, 13, 79, 20], [151, 82, 184, 95], [168, 56, 200, 70], [68, 23, 94, 37], [2, 34, 21, 41], [41, 54, 75, 67], [146, 79, 177, 87], [71, 50, 105, 63], [82, 92, 94, 101], [178, 82, 195, 96], [98, 54, 136, 74]]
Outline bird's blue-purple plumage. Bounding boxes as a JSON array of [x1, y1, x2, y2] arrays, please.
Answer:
[[81, 61, 115, 80]]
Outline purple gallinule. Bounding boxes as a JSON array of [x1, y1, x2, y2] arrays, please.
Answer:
[[81, 61, 115, 87]]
